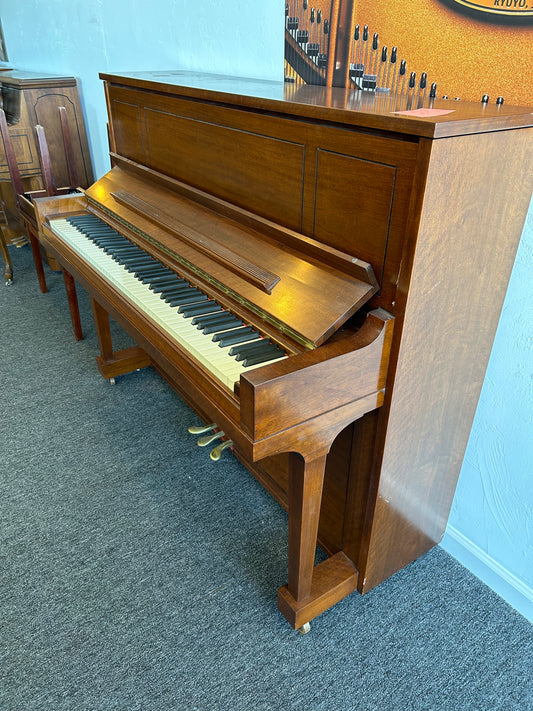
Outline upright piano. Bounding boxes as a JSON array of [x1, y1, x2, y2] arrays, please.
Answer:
[[34, 71, 533, 631]]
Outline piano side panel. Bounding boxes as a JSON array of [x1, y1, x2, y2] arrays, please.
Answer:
[[354, 126, 533, 592]]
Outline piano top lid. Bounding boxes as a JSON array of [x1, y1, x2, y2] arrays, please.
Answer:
[[99, 70, 533, 139], [84, 166, 378, 350]]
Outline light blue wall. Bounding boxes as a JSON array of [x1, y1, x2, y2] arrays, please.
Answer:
[[441, 199, 533, 622], [1, 1, 531, 621], [0, 1, 284, 178]]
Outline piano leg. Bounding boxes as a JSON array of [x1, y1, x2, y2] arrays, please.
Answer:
[[277, 451, 359, 631], [90, 298, 151, 383], [62, 269, 83, 341]]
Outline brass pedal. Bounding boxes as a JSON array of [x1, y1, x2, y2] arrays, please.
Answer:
[[197, 430, 225, 447], [210, 440, 233, 461], [187, 422, 217, 435]]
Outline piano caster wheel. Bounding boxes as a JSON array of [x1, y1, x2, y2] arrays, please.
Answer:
[[299, 622, 311, 635], [5, 278, 12, 286], [108, 377, 116, 386], [188, 422, 217, 435], [197, 430, 225, 447], [210, 439, 233, 461]]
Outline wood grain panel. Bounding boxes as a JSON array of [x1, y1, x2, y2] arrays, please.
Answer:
[[109, 100, 145, 165], [359, 127, 533, 591], [143, 108, 305, 232], [32, 93, 92, 187], [1, 132, 35, 171], [314, 150, 396, 287]]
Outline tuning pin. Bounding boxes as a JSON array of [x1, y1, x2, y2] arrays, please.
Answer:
[[417, 72, 427, 107], [188, 422, 217, 434], [384, 46, 396, 92], [197, 430, 225, 447], [428, 82, 437, 108], [496, 96, 504, 105], [210, 440, 234, 461], [397, 60, 407, 98], [481, 94, 489, 104], [376, 45, 387, 88]]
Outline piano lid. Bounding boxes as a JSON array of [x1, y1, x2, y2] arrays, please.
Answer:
[[84, 166, 378, 349]]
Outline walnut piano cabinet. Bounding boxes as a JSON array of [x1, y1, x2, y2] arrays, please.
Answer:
[[35, 71, 532, 630]]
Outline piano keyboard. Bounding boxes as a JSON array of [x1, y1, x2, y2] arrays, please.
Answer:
[[48, 214, 287, 390]]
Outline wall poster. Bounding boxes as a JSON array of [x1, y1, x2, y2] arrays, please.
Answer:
[[284, 0, 532, 106]]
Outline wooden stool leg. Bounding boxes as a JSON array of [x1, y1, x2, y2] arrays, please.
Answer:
[[0, 230, 13, 284], [62, 269, 83, 340], [28, 224, 48, 293]]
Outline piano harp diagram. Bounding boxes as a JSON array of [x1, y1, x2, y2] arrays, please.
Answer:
[[35, 71, 532, 632], [285, 1, 439, 110]]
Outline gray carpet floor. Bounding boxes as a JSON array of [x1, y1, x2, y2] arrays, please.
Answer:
[[1, 244, 532, 711]]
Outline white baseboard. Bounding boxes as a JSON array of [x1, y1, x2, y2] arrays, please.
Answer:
[[440, 526, 533, 623]]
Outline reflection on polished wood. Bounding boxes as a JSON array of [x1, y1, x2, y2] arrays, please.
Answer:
[[35, 71, 532, 630]]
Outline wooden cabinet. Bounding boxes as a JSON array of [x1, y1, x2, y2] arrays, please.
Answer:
[[0, 70, 93, 186], [0, 70, 93, 245]]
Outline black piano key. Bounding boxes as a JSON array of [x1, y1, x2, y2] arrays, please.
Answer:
[[168, 292, 208, 307], [124, 258, 158, 270], [113, 254, 145, 264], [148, 273, 181, 285], [88, 229, 122, 236], [134, 265, 169, 277], [85, 227, 118, 235], [212, 325, 255, 342], [115, 255, 147, 266], [179, 302, 223, 318], [234, 342, 284, 361], [202, 317, 243, 334], [162, 287, 198, 302], [229, 338, 274, 357], [68, 215, 101, 224], [242, 351, 285, 367], [92, 237, 128, 246], [85, 234, 118, 242], [140, 271, 174, 284], [160, 282, 193, 296], [217, 332, 261, 348], [112, 247, 144, 257], [151, 279, 187, 293], [191, 311, 231, 327]]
